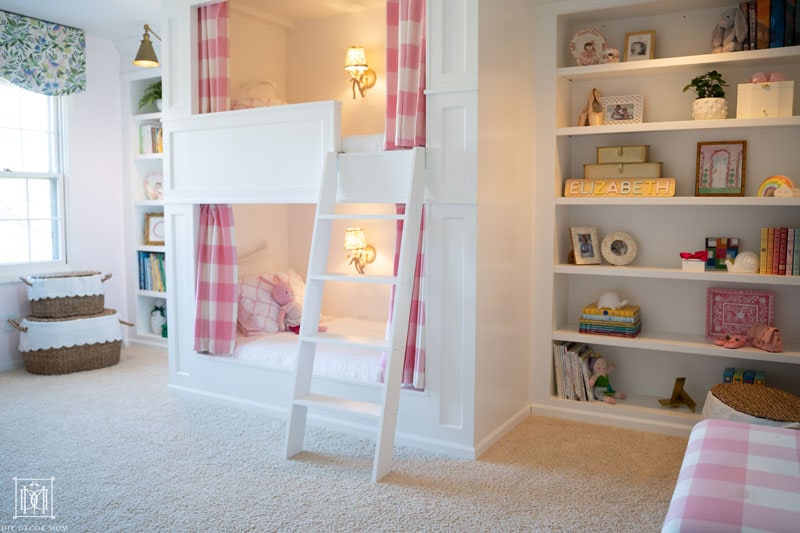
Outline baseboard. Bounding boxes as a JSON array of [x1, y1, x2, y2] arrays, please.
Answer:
[[473, 404, 532, 458], [532, 402, 693, 437]]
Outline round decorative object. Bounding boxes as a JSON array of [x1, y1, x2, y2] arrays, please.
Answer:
[[757, 175, 794, 197], [144, 172, 164, 200], [725, 251, 759, 273], [691, 97, 728, 120], [601, 232, 637, 266], [570, 29, 610, 66]]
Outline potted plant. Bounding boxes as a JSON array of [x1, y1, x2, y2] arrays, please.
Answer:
[[682, 70, 728, 120], [138, 80, 162, 111]]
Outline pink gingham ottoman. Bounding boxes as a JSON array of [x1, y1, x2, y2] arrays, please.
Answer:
[[662, 419, 800, 532]]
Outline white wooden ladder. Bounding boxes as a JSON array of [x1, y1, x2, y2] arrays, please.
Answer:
[[284, 146, 425, 482]]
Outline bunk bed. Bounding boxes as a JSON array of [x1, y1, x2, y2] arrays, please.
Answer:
[[160, 100, 464, 455]]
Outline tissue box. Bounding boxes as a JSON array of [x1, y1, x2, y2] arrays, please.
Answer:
[[682, 259, 705, 272], [584, 162, 662, 179], [736, 81, 794, 119], [596, 145, 650, 164]]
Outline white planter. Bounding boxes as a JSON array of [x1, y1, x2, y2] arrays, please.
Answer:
[[692, 98, 727, 120], [156, 99, 163, 111]]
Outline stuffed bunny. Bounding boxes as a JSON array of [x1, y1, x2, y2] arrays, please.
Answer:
[[269, 277, 327, 334], [711, 7, 747, 53]]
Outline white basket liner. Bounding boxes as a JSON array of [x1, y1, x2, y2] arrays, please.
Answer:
[[19, 312, 122, 352], [24, 274, 105, 301]]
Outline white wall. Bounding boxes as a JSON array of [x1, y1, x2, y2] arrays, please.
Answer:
[[0, 35, 126, 370], [229, 7, 288, 104]]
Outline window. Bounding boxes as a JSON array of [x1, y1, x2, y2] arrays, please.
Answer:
[[0, 79, 66, 278]]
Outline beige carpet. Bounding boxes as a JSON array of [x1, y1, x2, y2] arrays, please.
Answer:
[[0, 345, 687, 532]]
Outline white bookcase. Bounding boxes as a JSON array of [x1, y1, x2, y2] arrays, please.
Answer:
[[121, 70, 166, 346], [533, 0, 800, 435]]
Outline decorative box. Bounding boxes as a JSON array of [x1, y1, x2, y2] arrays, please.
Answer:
[[682, 259, 705, 272], [736, 81, 794, 119], [596, 145, 650, 164], [583, 162, 663, 179]]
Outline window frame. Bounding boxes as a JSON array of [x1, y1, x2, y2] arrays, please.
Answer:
[[0, 82, 70, 283]]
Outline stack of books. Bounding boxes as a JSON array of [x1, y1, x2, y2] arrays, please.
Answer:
[[552, 341, 595, 402], [579, 303, 641, 337], [760, 227, 800, 275]]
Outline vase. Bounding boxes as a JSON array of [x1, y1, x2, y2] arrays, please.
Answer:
[[156, 99, 163, 111], [692, 98, 727, 120]]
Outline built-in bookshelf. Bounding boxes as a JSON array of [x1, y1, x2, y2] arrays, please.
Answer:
[[122, 70, 166, 346], [533, 0, 800, 435]]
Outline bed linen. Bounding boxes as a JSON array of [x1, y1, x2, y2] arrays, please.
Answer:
[[232, 316, 387, 382], [661, 419, 800, 533]]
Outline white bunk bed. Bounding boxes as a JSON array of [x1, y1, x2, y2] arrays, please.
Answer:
[[161, 101, 470, 457]]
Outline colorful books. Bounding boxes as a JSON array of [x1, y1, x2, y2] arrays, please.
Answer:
[[552, 341, 595, 402], [579, 304, 641, 338], [759, 227, 800, 275]]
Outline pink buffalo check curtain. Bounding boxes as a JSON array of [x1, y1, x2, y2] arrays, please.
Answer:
[[198, 1, 230, 114], [194, 205, 238, 354], [194, 3, 237, 355], [385, 0, 426, 149]]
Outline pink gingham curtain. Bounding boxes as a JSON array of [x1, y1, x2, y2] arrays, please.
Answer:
[[194, 205, 238, 354], [198, 1, 230, 114], [380, 204, 426, 390], [385, 0, 426, 149], [194, 5, 236, 354]]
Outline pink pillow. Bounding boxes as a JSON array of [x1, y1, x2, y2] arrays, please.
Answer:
[[237, 276, 281, 335]]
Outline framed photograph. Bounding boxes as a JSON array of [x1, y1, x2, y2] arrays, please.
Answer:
[[599, 95, 644, 125], [600, 232, 638, 266], [695, 141, 747, 196], [144, 212, 165, 245], [624, 30, 655, 61], [570, 227, 601, 265]]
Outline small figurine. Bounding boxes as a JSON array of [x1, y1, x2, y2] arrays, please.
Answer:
[[588, 356, 627, 404], [596, 291, 628, 310], [724, 251, 758, 273]]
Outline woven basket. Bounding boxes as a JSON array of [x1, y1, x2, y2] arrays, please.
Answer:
[[21, 271, 111, 319], [9, 309, 133, 375]]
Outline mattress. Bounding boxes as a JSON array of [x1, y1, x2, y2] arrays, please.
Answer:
[[233, 316, 387, 382], [661, 419, 800, 532]]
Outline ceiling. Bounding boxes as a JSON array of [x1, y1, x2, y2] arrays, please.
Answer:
[[0, 0, 383, 42]]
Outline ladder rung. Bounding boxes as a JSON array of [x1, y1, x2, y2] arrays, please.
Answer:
[[300, 332, 390, 351], [309, 273, 397, 285], [318, 214, 404, 221], [292, 393, 380, 418]]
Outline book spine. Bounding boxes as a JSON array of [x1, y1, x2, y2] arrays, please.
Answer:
[[750, 1, 759, 48], [741, 1, 752, 48], [581, 305, 640, 317], [771, 0, 787, 47], [778, 227, 788, 275], [787, 0, 797, 45], [760, 226, 769, 273], [794, 228, 800, 275], [758, 0, 772, 50], [786, 228, 794, 275], [767, 227, 775, 274]]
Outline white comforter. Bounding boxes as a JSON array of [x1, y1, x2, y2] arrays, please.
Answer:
[[233, 316, 387, 382]]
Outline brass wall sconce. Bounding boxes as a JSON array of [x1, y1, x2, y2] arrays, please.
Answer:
[[344, 227, 376, 274], [343, 46, 376, 99], [134, 24, 162, 68]]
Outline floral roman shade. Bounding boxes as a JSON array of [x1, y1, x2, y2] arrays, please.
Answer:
[[0, 10, 86, 96]]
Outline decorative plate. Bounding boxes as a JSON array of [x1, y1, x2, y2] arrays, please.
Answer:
[[601, 232, 637, 266], [705, 287, 774, 338], [144, 172, 164, 200], [757, 175, 794, 197], [570, 29, 609, 66]]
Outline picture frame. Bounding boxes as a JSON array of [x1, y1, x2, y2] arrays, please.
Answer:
[[600, 232, 638, 266], [695, 141, 747, 197], [144, 212, 165, 245], [570, 227, 601, 265], [705, 287, 774, 338], [624, 30, 655, 61], [599, 95, 644, 125]]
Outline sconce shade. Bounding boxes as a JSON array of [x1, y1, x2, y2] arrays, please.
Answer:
[[344, 227, 367, 250], [344, 46, 368, 72], [134, 24, 161, 68]]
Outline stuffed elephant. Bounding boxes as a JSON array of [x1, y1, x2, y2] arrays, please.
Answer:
[[711, 7, 748, 53]]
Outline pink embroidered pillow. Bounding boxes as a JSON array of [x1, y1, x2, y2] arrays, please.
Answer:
[[237, 276, 281, 335]]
